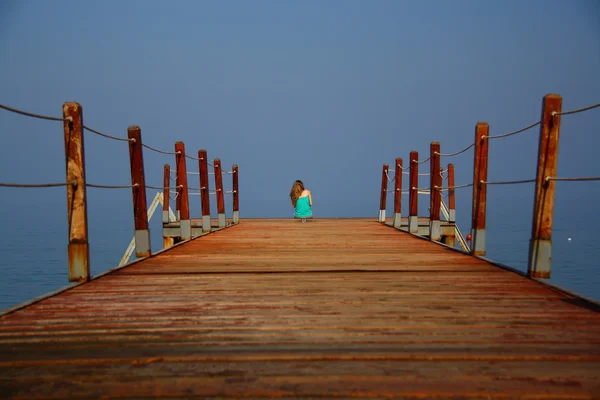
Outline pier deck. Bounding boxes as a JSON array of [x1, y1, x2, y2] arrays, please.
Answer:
[[1, 219, 599, 398]]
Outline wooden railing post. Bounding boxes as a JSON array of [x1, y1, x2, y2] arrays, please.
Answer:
[[448, 163, 456, 223], [63, 102, 90, 282], [127, 126, 151, 258], [528, 94, 562, 278], [393, 158, 402, 228], [162, 164, 174, 249], [446, 163, 456, 248], [198, 150, 211, 232], [409, 151, 419, 234], [232, 164, 239, 224], [429, 142, 441, 241], [379, 164, 388, 222], [214, 158, 226, 227], [162, 164, 171, 223], [175, 142, 191, 240], [445, 164, 456, 248], [471, 122, 489, 256]]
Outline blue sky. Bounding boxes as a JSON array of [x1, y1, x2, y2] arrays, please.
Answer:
[[1, 0, 599, 227]]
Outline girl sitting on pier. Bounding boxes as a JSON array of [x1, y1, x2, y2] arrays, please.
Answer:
[[290, 180, 313, 222]]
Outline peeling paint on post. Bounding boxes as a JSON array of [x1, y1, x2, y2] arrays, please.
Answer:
[[214, 159, 226, 227], [198, 150, 211, 232], [429, 142, 442, 241], [471, 123, 489, 256], [409, 151, 419, 234], [393, 158, 402, 228], [232, 164, 239, 224], [378, 164, 388, 222], [528, 94, 562, 279], [175, 142, 191, 240], [127, 126, 151, 258], [63, 102, 90, 282]]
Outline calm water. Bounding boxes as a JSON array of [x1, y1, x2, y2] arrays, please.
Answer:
[[1, 188, 599, 312]]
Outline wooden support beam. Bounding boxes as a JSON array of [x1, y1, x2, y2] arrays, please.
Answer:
[[393, 158, 402, 228], [175, 142, 191, 240], [232, 164, 239, 224], [471, 122, 489, 256], [429, 142, 441, 241], [378, 164, 388, 222], [214, 158, 226, 227], [528, 94, 562, 279], [127, 126, 150, 258], [63, 102, 90, 282], [198, 149, 211, 232], [409, 151, 419, 234]]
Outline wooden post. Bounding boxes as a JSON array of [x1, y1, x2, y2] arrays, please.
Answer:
[[175, 142, 191, 240], [232, 164, 239, 224], [127, 126, 151, 258], [409, 151, 419, 234], [162, 164, 174, 249], [528, 94, 562, 278], [448, 164, 456, 223], [429, 142, 441, 241], [446, 163, 456, 248], [63, 102, 90, 282], [198, 149, 211, 232], [214, 159, 226, 227], [471, 122, 489, 256], [393, 158, 402, 228], [162, 164, 171, 223], [379, 164, 388, 222]]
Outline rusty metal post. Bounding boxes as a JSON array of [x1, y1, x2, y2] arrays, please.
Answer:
[[63, 102, 90, 282], [471, 122, 489, 256], [214, 158, 226, 227], [127, 126, 151, 258], [162, 164, 174, 249], [393, 158, 402, 228], [528, 94, 562, 278], [446, 163, 456, 248], [198, 149, 211, 232], [409, 151, 419, 234], [232, 164, 239, 224], [429, 142, 442, 241], [175, 142, 191, 240], [379, 164, 388, 222]]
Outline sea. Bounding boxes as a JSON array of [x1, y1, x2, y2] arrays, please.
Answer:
[[1, 185, 599, 312]]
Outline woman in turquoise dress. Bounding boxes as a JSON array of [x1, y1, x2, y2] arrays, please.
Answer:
[[289, 180, 313, 222]]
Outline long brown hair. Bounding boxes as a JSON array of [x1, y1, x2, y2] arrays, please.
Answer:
[[290, 180, 305, 207]]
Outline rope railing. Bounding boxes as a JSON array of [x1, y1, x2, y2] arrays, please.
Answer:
[[1, 99, 241, 284], [377, 94, 600, 279], [546, 176, 600, 182], [553, 102, 600, 116], [0, 103, 70, 122], [481, 179, 536, 186], [0, 181, 76, 188], [83, 125, 134, 143]]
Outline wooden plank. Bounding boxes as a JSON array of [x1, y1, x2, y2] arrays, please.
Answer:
[[1, 219, 599, 399]]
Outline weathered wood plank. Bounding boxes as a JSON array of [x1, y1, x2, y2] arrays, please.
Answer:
[[1, 219, 599, 399]]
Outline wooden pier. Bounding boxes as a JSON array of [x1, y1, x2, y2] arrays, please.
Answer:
[[1, 219, 600, 399], [2, 94, 600, 398]]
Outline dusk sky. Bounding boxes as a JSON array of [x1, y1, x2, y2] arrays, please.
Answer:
[[1, 0, 599, 231]]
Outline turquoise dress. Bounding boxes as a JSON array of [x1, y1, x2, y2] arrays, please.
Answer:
[[295, 196, 312, 218]]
